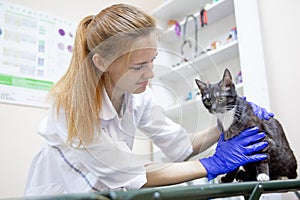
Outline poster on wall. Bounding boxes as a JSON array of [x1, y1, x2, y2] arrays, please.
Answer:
[[0, 0, 75, 108]]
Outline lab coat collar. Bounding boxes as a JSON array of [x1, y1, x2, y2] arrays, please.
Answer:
[[99, 88, 117, 120], [99, 88, 132, 121]]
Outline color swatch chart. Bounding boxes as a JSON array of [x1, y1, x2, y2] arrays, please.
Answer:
[[0, 0, 75, 107]]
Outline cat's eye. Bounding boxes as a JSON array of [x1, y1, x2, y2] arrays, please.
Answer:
[[217, 96, 226, 103], [204, 99, 211, 106]]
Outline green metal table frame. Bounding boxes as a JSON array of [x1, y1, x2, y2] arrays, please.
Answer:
[[22, 179, 300, 200]]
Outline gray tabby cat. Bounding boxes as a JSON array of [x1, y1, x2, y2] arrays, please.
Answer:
[[195, 69, 297, 182]]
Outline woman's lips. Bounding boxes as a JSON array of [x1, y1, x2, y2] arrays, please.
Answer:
[[138, 81, 148, 86]]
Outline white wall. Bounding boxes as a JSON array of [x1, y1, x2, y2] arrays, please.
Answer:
[[0, 0, 300, 198], [258, 0, 300, 175], [0, 103, 46, 198], [7, 0, 162, 22]]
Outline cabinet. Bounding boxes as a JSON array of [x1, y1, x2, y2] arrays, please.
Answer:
[[150, 0, 270, 161]]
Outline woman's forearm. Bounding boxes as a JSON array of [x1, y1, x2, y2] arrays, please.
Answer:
[[143, 126, 219, 187], [143, 160, 207, 187], [189, 125, 220, 157]]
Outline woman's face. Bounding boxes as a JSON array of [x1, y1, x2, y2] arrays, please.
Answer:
[[107, 43, 157, 95]]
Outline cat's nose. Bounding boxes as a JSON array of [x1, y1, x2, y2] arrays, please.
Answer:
[[212, 104, 217, 111]]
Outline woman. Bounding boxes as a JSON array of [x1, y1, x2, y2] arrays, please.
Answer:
[[25, 4, 271, 195]]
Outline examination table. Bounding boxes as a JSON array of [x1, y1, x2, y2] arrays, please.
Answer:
[[18, 179, 300, 200]]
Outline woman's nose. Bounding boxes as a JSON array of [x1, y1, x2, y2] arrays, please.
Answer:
[[143, 64, 154, 79]]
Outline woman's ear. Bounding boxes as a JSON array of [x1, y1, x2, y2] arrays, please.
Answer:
[[92, 54, 107, 72]]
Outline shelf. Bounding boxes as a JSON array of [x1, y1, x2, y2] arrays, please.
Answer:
[[158, 40, 239, 82], [165, 97, 204, 118], [151, 0, 209, 25], [159, 0, 234, 43]]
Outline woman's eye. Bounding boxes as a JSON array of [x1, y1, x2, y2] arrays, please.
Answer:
[[130, 64, 144, 71], [132, 65, 143, 70], [129, 54, 157, 71], [129, 63, 149, 71]]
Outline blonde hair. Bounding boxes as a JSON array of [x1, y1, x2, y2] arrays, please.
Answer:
[[48, 4, 156, 145]]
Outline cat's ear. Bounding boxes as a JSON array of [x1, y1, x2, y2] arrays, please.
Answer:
[[195, 79, 206, 94], [222, 69, 233, 90]]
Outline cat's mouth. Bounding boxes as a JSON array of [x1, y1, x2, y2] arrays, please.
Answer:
[[210, 106, 235, 114], [210, 110, 226, 114]]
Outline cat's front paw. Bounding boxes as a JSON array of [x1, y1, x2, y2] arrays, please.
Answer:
[[257, 173, 270, 181]]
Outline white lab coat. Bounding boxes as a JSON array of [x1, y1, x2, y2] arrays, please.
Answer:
[[24, 87, 193, 196]]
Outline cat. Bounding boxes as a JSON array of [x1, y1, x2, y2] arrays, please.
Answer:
[[195, 68, 297, 182]]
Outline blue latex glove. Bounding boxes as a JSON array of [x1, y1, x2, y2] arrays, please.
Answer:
[[199, 127, 268, 181], [242, 97, 274, 120]]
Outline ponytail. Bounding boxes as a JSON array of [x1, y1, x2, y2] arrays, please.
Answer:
[[72, 16, 93, 63], [49, 15, 103, 146]]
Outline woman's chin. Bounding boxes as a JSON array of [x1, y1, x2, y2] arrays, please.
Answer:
[[133, 86, 147, 94]]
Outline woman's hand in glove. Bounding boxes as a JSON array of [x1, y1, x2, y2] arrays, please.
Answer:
[[242, 97, 274, 120], [199, 126, 268, 180]]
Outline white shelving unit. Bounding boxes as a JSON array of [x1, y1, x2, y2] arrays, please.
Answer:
[[151, 0, 270, 164], [158, 40, 238, 81], [153, 0, 235, 44], [152, 0, 233, 30]]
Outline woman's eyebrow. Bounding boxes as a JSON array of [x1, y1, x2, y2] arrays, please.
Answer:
[[132, 52, 158, 65]]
